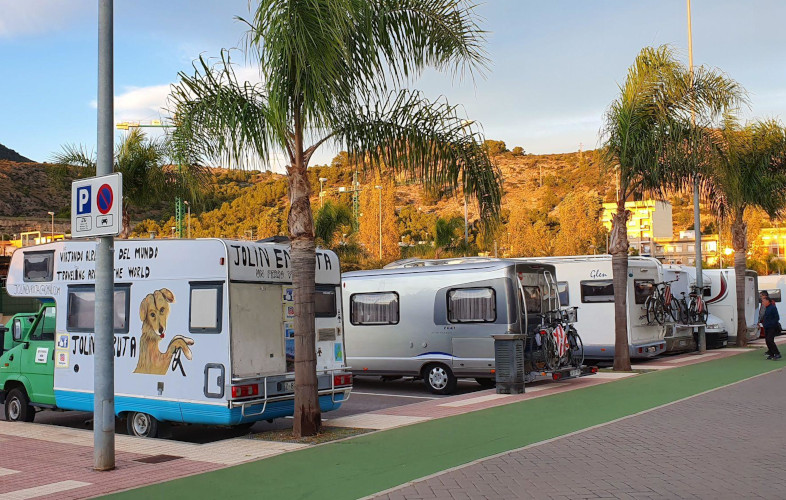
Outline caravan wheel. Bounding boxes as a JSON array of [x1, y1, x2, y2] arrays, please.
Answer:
[[5, 388, 35, 423], [423, 363, 457, 395], [126, 412, 159, 438]]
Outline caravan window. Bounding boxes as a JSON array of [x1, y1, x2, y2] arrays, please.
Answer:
[[762, 289, 781, 302], [522, 286, 541, 314], [557, 282, 569, 306], [66, 285, 130, 333], [350, 292, 399, 325], [447, 287, 496, 323], [23, 250, 54, 282], [189, 283, 223, 333], [580, 280, 614, 303], [634, 280, 655, 304], [315, 286, 337, 317]]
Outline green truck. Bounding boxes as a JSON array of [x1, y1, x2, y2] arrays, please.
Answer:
[[0, 304, 56, 422]]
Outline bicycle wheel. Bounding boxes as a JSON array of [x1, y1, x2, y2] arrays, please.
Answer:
[[654, 300, 666, 325], [645, 296, 657, 324], [671, 299, 686, 324], [697, 299, 708, 323], [567, 327, 584, 369], [542, 330, 560, 371]]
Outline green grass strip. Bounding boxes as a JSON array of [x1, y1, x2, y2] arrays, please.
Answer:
[[110, 349, 781, 500]]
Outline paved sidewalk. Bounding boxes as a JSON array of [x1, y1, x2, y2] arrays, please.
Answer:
[[374, 365, 786, 500]]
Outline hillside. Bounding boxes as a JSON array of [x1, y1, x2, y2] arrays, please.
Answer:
[[0, 143, 33, 163]]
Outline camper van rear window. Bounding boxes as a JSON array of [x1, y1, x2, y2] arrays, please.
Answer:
[[580, 280, 614, 303], [189, 283, 223, 333], [66, 285, 130, 333], [350, 292, 399, 325], [23, 250, 54, 282], [447, 287, 496, 323], [315, 286, 337, 317], [634, 280, 655, 304]]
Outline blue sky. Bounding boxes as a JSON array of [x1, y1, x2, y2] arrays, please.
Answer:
[[1, 0, 784, 170]]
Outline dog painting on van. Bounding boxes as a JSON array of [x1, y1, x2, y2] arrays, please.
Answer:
[[134, 288, 194, 375]]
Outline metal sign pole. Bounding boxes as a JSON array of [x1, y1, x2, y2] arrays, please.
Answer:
[[94, 0, 115, 471]]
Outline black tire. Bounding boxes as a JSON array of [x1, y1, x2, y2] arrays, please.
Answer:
[[126, 411, 160, 438], [4, 388, 35, 422], [542, 332, 560, 371], [644, 297, 656, 325], [670, 300, 686, 324], [567, 329, 584, 369], [475, 377, 495, 388], [422, 363, 457, 395]]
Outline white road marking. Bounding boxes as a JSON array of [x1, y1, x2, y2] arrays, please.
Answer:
[[0, 481, 91, 500], [0, 468, 20, 477], [351, 391, 439, 400], [439, 394, 512, 407]]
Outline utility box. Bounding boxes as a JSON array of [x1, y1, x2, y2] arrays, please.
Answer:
[[493, 334, 526, 394]]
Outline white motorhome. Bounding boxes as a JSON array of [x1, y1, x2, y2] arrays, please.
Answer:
[[516, 255, 666, 359], [756, 274, 786, 333], [342, 258, 581, 394], [686, 267, 759, 343], [2, 239, 351, 437], [661, 264, 728, 350]]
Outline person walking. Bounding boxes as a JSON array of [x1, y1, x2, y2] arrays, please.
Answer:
[[761, 295, 781, 360]]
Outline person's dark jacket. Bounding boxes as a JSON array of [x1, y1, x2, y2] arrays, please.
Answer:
[[762, 303, 780, 329]]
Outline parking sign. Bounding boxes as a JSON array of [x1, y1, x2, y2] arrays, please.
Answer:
[[71, 173, 123, 238]]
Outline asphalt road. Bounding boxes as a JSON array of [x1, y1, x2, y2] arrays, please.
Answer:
[[0, 375, 489, 444]]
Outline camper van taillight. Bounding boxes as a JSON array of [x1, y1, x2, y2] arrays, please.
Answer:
[[231, 384, 259, 398], [333, 374, 352, 387]]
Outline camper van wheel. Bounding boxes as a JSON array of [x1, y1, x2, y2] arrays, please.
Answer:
[[475, 378, 496, 388], [422, 364, 457, 395], [4, 388, 35, 423], [126, 411, 159, 438]]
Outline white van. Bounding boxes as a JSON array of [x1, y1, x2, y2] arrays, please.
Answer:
[[3, 239, 351, 437]]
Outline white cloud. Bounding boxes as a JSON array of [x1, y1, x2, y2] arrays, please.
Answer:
[[0, 0, 90, 38]]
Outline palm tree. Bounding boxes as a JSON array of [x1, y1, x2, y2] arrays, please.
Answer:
[[434, 216, 463, 258], [601, 45, 742, 371], [314, 201, 353, 248], [702, 119, 786, 346], [168, 1, 502, 436], [52, 129, 209, 237]]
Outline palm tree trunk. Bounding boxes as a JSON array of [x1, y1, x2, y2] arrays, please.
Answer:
[[731, 213, 748, 347], [290, 107, 321, 438], [611, 203, 631, 371]]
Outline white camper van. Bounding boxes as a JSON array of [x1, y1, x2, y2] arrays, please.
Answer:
[[691, 268, 759, 343], [1, 239, 351, 437], [757, 274, 786, 334], [342, 258, 585, 394], [661, 265, 728, 350], [516, 256, 666, 359]]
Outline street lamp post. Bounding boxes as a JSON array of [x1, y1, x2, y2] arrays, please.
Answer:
[[375, 185, 383, 260], [183, 201, 191, 239], [47, 211, 54, 242], [319, 178, 328, 208]]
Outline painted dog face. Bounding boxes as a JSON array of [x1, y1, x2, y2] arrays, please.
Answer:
[[139, 288, 175, 339]]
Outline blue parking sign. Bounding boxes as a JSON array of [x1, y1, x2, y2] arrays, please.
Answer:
[[76, 186, 91, 215]]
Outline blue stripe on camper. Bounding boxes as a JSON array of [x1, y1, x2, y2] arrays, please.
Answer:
[[54, 390, 346, 426], [414, 352, 454, 358]]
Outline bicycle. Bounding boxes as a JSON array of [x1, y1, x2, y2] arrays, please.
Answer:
[[644, 279, 682, 325], [686, 285, 709, 324]]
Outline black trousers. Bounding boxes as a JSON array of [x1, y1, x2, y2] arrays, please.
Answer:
[[765, 326, 780, 356]]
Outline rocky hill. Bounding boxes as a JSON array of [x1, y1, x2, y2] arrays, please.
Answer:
[[0, 143, 33, 163]]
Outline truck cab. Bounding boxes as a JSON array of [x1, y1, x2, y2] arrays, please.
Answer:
[[0, 305, 56, 422]]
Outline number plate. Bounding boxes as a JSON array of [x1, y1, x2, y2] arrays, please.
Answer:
[[647, 346, 656, 353], [278, 380, 295, 392], [570, 369, 580, 377], [722, 341, 728, 346], [679, 340, 686, 346]]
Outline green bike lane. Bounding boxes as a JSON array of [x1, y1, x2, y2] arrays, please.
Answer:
[[110, 349, 782, 500]]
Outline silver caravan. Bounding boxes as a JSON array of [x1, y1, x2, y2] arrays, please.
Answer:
[[341, 259, 563, 394], [515, 255, 667, 360]]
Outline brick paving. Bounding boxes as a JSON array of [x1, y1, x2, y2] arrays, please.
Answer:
[[372, 365, 786, 500]]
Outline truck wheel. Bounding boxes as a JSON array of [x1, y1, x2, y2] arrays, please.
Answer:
[[126, 411, 159, 438], [5, 388, 35, 422], [475, 377, 496, 388], [423, 363, 457, 395]]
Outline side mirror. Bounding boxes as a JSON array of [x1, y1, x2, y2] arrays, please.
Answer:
[[13, 319, 22, 341]]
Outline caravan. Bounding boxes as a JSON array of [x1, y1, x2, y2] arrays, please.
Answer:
[[0, 239, 351, 437], [689, 267, 759, 343], [756, 274, 786, 334], [516, 256, 666, 359], [342, 258, 584, 394]]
